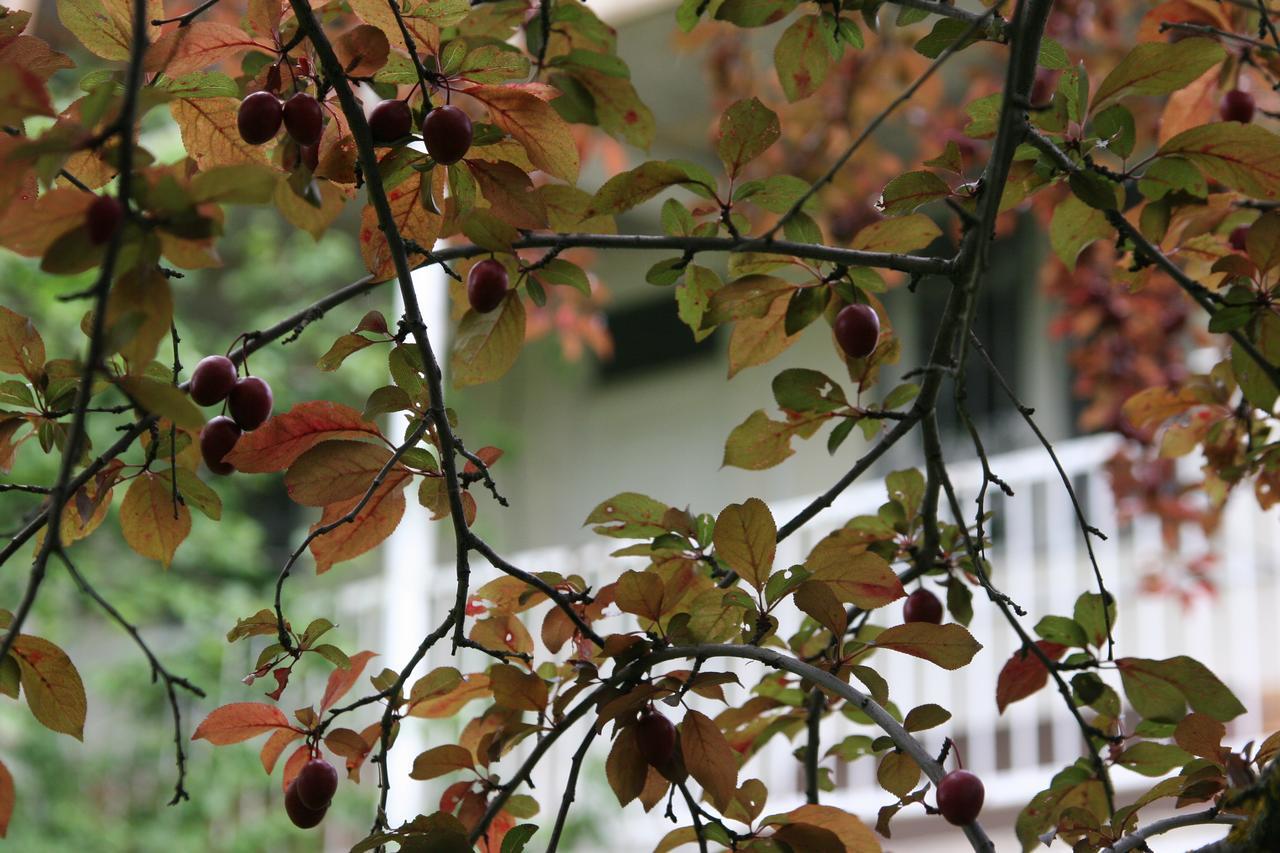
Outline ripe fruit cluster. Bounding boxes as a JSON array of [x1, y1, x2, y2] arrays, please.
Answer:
[[834, 303, 880, 359], [369, 100, 474, 166], [467, 259, 509, 313], [284, 758, 339, 829], [191, 355, 274, 475], [635, 705, 676, 768], [936, 769, 984, 825], [237, 90, 324, 169]]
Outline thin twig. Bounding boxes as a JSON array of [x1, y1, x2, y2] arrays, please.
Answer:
[[56, 551, 206, 804]]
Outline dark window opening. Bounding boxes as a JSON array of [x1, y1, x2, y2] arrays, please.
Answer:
[[597, 297, 721, 382]]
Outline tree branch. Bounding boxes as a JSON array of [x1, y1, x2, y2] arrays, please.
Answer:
[[56, 551, 205, 804], [1105, 808, 1246, 853], [0, 0, 150, 666]]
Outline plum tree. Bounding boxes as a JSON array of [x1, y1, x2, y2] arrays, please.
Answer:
[[3, 2, 1279, 851]]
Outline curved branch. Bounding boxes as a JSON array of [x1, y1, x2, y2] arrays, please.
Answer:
[[1105, 808, 1246, 853], [472, 643, 995, 852]]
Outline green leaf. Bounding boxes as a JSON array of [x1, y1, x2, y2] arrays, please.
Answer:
[[774, 15, 841, 102], [1050, 194, 1111, 270], [879, 170, 951, 215], [1073, 592, 1115, 649], [116, 377, 204, 431], [584, 492, 671, 539], [718, 97, 780, 177], [772, 368, 847, 414], [587, 161, 703, 216], [1068, 169, 1120, 211], [783, 286, 828, 336], [1117, 656, 1245, 723], [1137, 157, 1206, 201], [1113, 741, 1193, 777], [1091, 38, 1226, 113], [450, 293, 525, 388], [915, 17, 985, 60], [501, 824, 539, 853], [872, 622, 982, 670], [713, 497, 777, 591], [1034, 615, 1088, 648], [677, 264, 718, 342], [1157, 122, 1280, 200]]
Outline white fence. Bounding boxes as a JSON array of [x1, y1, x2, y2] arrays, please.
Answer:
[[294, 433, 1279, 850]]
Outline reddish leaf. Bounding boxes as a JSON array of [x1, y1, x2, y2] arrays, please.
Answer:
[[680, 710, 737, 811], [995, 641, 1068, 713], [334, 24, 390, 76], [279, 743, 311, 792], [260, 727, 304, 774], [192, 702, 294, 745], [409, 744, 474, 780], [309, 470, 411, 573], [320, 650, 378, 712], [0, 758, 12, 837], [144, 22, 260, 77], [223, 401, 383, 473]]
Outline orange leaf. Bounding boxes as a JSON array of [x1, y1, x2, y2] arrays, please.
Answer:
[[145, 22, 261, 77], [0, 187, 91, 257], [320, 650, 378, 712], [260, 727, 304, 774], [120, 473, 191, 568], [192, 702, 294, 745], [462, 84, 579, 183], [280, 743, 311, 792], [224, 401, 383, 473], [309, 470, 411, 573], [358, 168, 443, 281], [170, 97, 270, 171], [406, 673, 491, 719]]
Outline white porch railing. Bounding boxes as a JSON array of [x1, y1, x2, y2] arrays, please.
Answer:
[[289, 433, 1279, 850]]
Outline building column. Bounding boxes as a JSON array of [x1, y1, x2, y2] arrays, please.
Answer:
[[380, 260, 450, 824]]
